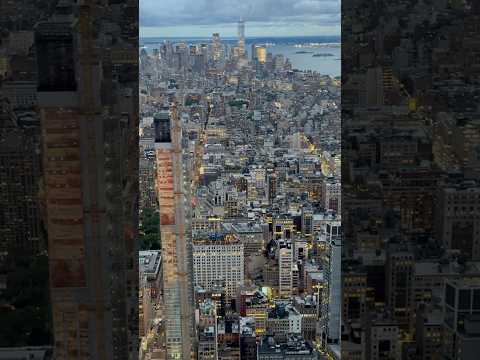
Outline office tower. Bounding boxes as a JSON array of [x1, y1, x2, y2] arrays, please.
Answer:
[[265, 52, 273, 71], [322, 178, 341, 213], [273, 54, 285, 72], [442, 279, 480, 360], [435, 182, 480, 260], [251, 165, 266, 189], [237, 19, 246, 57], [365, 66, 385, 107], [224, 189, 240, 218], [273, 216, 295, 240], [36, 1, 139, 358], [415, 304, 443, 360], [278, 242, 293, 298], [193, 237, 245, 299], [154, 107, 195, 360], [433, 112, 480, 176], [251, 43, 257, 61], [267, 172, 277, 204], [193, 54, 207, 75], [211, 33, 223, 62], [293, 237, 308, 262], [342, 269, 371, 330], [320, 222, 342, 346], [385, 243, 414, 324], [301, 207, 314, 238], [255, 45, 267, 64]]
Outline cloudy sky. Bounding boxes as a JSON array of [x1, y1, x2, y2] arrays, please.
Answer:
[[140, 0, 340, 37]]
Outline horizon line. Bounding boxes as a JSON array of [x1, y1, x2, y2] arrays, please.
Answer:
[[140, 35, 341, 39]]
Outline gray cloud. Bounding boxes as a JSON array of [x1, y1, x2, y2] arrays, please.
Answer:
[[140, 0, 340, 28]]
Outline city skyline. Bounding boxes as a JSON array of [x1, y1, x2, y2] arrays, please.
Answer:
[[140, 0, 340, 37]]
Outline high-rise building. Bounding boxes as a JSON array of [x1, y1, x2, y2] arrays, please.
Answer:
[[155, 106, 196, 360], [193, 237, 244, 299], [237, 19, 246, 58], [211, 33, 224, 62], [255, 46, 267, 64], [273, 54, 285, 72], [251, 43, 257, 61], [301, 207, 314, 239], [36, 1, 139, 358], [267, 172, 277, 204], [385, 243, 414, 324], [320, 221, 342, 346], [322, 178, 341, 213], [278, 242, 293, 298], [435, 182, 480, 260], [442, 279, 480, 360]]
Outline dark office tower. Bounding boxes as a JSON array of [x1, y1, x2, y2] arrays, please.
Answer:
[[267, 172, 277, 204], [385, 243, 414, 326], [251, 43, 257, 61], [36, 1, 138, 359], [436, 182, 480, 260], [155, 106, 196, 360], [301, 207, 313, 239], [443, 279, 480, 360], [240, 334, 257, 360]]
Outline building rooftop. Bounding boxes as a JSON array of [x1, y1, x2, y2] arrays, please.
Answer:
[[139, 250, 161, 277], [258, 335, 316, 357], [231, 222, 263, 233]]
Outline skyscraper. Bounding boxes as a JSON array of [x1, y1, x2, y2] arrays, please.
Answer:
[[155, 107, 196, 359], [320, 221, 342, 347], [36, 1, 139, 358], [255, 45, 267, 64], [211, 33, 223, 62], [237, 18, 246, 57], [278, 243, 293, 298]]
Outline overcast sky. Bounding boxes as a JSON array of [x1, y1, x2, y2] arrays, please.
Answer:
[[140, 0, 340, 38]]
